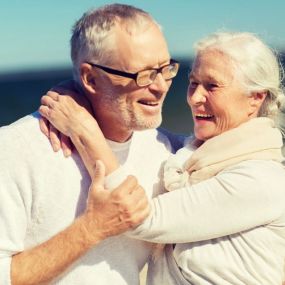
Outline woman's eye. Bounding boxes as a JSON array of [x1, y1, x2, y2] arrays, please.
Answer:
[[189, 80, 198, 88], [206, 83, 218, 90]]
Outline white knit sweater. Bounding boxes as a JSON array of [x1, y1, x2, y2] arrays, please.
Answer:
[[129, 155, 285, 284], [0, 114, 172, 285]]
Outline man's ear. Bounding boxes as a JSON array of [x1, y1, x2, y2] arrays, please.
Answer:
[[248, 91, 268, 115], [80, 63, 97, 95]]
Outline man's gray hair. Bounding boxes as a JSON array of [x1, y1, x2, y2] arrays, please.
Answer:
[[194, 31, 285, 119], [70, 3, 160, 81]]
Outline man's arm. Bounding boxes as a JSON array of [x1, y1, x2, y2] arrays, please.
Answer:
[[8, 162, 149, 285], [11, 215, 100, 285]]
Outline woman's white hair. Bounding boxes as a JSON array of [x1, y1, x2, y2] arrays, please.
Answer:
[[70, 4, 160, 81], [194, 31, 285, 119]]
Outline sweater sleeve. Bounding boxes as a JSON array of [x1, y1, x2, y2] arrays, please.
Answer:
[[163, 146, 193, 191], [104, 129, 173, 191], [127, 160, 285, 243]]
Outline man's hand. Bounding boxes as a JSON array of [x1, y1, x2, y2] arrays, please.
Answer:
[[82, 160, 151, 241]]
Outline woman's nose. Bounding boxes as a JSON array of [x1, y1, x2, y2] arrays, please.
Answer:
[[187, 84, 207, 106]]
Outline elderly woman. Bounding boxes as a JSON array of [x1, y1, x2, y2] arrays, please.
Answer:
[[40, 32, 285, 284]]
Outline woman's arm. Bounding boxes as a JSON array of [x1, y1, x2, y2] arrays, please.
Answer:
[[127, 160, 285, 243], [39, 91, 119, 176]]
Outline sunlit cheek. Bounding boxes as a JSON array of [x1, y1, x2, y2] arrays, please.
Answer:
[[213, 109, 231, 134], [166, 79, 173, 89], [187, 90, 194, 107], [110, 76, 133, 88], [187, 94, 191, 107]]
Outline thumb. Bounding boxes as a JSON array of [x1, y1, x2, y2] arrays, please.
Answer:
[[91, 160, 106, 191]]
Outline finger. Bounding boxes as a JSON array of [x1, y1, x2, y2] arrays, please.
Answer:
[[60, 134, 73, 157], [46, 90, 59, 101], [133, 203, 151, 225], [41, 96, 56, 110], [130, 185, 148, 204], [38, 116, 50, 138], [122, 186, 149, 215], [38, 105, 50, 119], [91, 160, 106, 191], [128, 189, 151, 222], [112, 175, 139, 197], [121, 198, 151, 228], [49, 124, 61, 152]]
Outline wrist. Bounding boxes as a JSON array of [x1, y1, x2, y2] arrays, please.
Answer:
[[75, 214, 106, 247], [69, 117, 100, 138]]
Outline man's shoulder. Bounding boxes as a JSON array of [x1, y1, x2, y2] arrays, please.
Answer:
[[0, 112, 48, 155], [133, 128, 193, 153], [131, 128, 173, 156], [157, 128, 192, 152], [1, 112, 40, 134]]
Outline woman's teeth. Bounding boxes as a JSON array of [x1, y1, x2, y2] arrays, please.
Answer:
[[195, 113, 214, 119]]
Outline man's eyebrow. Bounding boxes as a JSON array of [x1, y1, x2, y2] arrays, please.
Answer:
[[160, 59, 171, 66], [142, 59, 171, 70]]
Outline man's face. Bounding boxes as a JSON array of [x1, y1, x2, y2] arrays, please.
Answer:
[[90, 23, 172, 141]]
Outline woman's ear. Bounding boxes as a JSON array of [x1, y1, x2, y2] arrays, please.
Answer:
[[248, 91, 268, 115], [80, 63, 97, 95]]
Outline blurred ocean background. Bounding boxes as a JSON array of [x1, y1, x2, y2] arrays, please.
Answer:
[[2, 54, 285, 135], [0, 59, 195, 135]]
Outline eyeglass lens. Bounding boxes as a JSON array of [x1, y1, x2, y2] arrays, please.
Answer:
[[136, 62, 179, 87]]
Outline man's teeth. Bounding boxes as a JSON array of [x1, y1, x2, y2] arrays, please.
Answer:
[[139, 101, 158, 106], [195, 113, 213, 118]]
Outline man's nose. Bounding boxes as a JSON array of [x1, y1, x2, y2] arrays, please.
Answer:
[[148, 73, 170, 94]]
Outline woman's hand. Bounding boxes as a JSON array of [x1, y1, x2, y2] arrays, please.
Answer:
[[39, 82, 119, 176], [39, 91, 96, 137], [39, 80, 94, 156]]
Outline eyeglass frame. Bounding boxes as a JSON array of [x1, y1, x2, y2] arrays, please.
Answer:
[[86, 59, 180, 87]]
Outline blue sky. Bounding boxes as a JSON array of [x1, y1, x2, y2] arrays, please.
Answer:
[[1, 0, 285, 73]]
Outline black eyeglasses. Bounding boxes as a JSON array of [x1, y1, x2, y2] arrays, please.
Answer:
[[86, 59, 180, 87]]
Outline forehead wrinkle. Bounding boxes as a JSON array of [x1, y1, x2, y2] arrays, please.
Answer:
[[191, 63, 235, 86], [189, 69, 222, 82], [194, 50, 236, 79], [113, 28, 170, 72]]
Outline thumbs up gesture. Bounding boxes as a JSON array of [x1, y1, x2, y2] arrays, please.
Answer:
[[82, 160, 151, 243]]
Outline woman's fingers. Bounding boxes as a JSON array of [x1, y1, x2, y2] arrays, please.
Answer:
[[39, 116, 50, 138], [49, 124, 61, 152], [60, 134, 73, 157], [46, 90, 59, 101]]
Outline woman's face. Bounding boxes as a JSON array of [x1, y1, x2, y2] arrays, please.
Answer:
[[187, 50, 258, 141]]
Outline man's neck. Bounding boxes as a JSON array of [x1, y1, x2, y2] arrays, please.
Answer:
[[87, 96, 134, 143], [100, 124, 133, 143]]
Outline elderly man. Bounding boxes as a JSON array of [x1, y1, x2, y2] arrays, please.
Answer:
[[0, 4, 180, 285]]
